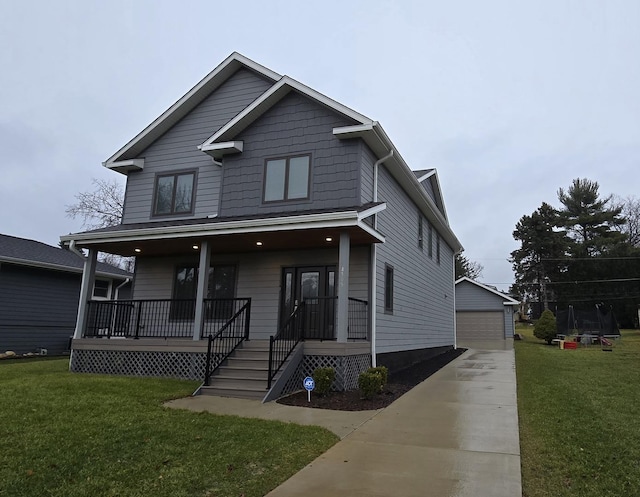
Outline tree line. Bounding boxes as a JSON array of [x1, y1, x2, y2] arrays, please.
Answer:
[[510, 178, 640, 328]]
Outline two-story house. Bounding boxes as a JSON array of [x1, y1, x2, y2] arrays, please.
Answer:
[[62, 53, 462, 401]]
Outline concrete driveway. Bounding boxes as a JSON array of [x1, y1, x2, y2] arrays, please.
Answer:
[[266, 344, 521, 497]]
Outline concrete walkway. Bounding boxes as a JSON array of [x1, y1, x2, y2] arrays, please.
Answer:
[[168, 344, 522, 497]]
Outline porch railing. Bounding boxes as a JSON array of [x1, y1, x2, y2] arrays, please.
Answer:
[[84, 298, 251, 339], [268, 301, 306, 389], [348, 297, 368, 340], [203, 298, 251, 385]]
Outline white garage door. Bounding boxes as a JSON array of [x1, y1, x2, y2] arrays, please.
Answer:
[[456, 311, 505, 340]]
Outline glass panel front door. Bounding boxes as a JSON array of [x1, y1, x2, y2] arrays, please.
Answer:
[[280, 266, 336, 340]]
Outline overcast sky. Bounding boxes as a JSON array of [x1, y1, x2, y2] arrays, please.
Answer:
[[1, 0, 638, 291]]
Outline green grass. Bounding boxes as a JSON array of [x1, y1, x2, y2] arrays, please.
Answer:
[[0, 359, 338, 497], [515, 324, 640, 497]]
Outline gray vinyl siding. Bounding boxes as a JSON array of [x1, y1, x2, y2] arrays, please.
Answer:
[[132, 246, 370, 340], [360, 143, 375, 204], [0, 264, 79, 354], [420, 177, 436, 204], [455, 281, 506, 311], [375, 165, 455, 354], [219, 91, 361, 217], [504, 307, 514, 338], [455, 280, 515, 338], [122, 68, 272, 224]]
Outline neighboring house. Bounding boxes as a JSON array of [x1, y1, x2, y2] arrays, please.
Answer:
[[455, 277, 520, 341], [61, 52, 462, 400], [0, 234, 132, 355]]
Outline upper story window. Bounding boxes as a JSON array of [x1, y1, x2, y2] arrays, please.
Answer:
[[263, 154, 310, 203], [418, 214, 424, 250], [427, 224, 433, 258], [436, 232, 441, 264], [153, 171, 196, 216]]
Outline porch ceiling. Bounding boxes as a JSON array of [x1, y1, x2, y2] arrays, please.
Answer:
[[76, 226, 379, 257]]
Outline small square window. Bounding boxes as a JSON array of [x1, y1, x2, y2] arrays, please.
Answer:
[[93, 280, 110, 299], [263, 155, 310, 202], [384, 264, 394, 313], [153, 171, 196, 216]]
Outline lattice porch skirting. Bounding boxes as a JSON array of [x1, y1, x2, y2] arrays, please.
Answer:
[[279, 353, 371, 397], [70, 349, 207, 381]]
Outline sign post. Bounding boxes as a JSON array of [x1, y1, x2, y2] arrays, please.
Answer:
[[303, 376, 315, 402]]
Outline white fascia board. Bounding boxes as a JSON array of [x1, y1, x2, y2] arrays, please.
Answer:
[[357, 220, 385, 243], [335, 122, 462, 252], [416, 169, 436, 183], [357, 202, 386, 220], [62, 210, 366, 245], [104, 52, 280, 166], [201, 76, 373, 147], [105, 159, 144, 174], [200, 141, 243, 160]]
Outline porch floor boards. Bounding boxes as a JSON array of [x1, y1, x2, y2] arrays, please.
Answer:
[[200, 340, 271, 401]]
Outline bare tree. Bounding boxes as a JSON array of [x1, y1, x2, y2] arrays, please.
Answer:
[[65, 178, 124, 230], [66, 178, 133, 271], [612, 195, 640, 248]]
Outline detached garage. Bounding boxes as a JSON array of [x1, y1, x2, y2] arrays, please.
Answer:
[[455, 277, 519, 341]]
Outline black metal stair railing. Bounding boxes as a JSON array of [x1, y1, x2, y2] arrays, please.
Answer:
[[268, 302, 306, 390], [203, 298, 252, 386]]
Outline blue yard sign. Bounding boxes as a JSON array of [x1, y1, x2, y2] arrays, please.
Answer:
[[303, 376, 315, 402]]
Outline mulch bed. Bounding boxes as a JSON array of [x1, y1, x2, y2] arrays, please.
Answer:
[[276, 347, 466, 411]]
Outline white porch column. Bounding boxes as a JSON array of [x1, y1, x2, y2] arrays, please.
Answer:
[[336, 232, 351, 343], [73, 248, 97, 339], [193, 240, 211, 341]]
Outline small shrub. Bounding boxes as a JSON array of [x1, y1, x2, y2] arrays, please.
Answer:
[[367, 366, 388, 389], [313, 367, 335, 396], [534, 309, 558, 344], [358, 371, 382, 400]]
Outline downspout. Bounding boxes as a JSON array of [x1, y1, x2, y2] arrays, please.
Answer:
[[114, 278, 130, 301], [452, 252, 458, 350], [370, 148, 394, 367], [68, 240, 85, 258]]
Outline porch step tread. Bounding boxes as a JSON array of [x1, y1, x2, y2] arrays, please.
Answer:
[[200, 386, 265, 400], [220, 363, 269, 371], [215, 373, 267, 381]]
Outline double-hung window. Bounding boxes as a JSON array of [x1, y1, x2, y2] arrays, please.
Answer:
[[154, 171, 196, 216], [263, 154, 310, 202], [170, 264, 237, 320]]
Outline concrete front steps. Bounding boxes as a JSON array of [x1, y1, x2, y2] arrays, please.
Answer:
[[200, 340, 271, 400]]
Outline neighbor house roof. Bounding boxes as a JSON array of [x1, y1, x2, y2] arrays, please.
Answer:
[[455, 277, 520, 306], [0, 234, 131, 278]]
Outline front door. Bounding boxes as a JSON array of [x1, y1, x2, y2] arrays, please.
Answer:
[[280, 266, 336, 339]]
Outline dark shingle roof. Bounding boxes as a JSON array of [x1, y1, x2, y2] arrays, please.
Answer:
[[0, 234, 131, 278]]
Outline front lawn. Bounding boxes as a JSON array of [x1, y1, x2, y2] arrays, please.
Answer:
[[515, 325, 640, 497], [0, 359, 338, 497]]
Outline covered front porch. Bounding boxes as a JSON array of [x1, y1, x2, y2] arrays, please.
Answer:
[[64, 206, 384, 396]]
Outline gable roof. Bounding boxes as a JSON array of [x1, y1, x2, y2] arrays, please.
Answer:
[[104, 52, 281, 169], [0, 234, 131, 278], [101, 52, 462, 253], [199, 75, 370, 151], [455, 277, 519, 306], [412, 169, 447, 220]]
